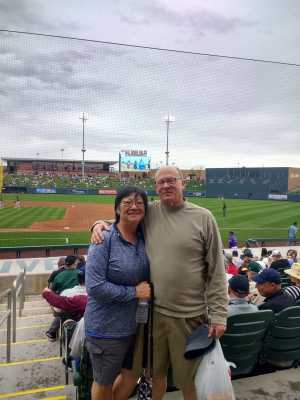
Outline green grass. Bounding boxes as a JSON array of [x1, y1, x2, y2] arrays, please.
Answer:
[[0, 194, 299, 247], [0, 231, 89, 247], [2, 193, 115, 203], [0, 206, 65, 228]]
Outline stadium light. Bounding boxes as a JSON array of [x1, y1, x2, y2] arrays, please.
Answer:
[[163, 114, 175, 166], [79, 113, 88, 179]]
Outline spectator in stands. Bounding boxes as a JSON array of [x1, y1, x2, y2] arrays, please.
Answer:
[[269, 249, 290, 271], [60, 271, 86, 297], [239, 251, 252, 272], [287, 249, 298, 266], [228, 275, 257, 316], [288, 222, 298, 246], [76, 255, 86, 274], [225, 253, 238, 276], [261, 248, 268, 259], [238, 265, 249, 276], [43, 273, 87, 322], [232, 250, 242, 268], [257, 248, 268, 269], [284, 263, 300, 301], [85, 187, 150, 400], [48, 257, 66, 288], [228, 231, 238, 249], [253, 269, 295, 313], [247, 261, 262, 279], [243, 248, 253, 258], [51, 255, 80, 294]]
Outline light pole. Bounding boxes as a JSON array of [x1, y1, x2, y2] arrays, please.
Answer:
[[79, 113, 88, 179], [164, 114, 175, 166], [60, 148, 64, 160]]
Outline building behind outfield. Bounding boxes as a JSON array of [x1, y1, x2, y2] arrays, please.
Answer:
[[206, 167, 300, 199], [3, 157, 117, 176]]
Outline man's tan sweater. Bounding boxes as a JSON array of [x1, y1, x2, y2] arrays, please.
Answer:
[[144, 201, 228, 326]]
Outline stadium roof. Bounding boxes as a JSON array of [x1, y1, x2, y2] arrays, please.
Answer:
[[2, 157, 117, 165]]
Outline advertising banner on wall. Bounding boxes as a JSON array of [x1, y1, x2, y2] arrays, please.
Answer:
[[120, 150, 151, 172], [36, 188, 56, 194], [98, 189, 117, 195], [268, 194, 287, 200]]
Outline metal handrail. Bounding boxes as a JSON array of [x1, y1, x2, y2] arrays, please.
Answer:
[[12, 269, 26, 343], [0, 289, 12, 362]]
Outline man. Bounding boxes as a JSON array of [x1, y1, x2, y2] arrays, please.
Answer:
[[92, 166, 228, 400], [43, 272, 87, 322], [288, 222, 298, 246], [252, 268, 295, 313], [269, 249, 290, 272], [51, 255, 80, 294], [45, 264, 84, 341], [284, 262, 300, 301], [225, 253, 238, 276], [48, 257, 66, 288], [228, 275, 257, 316]]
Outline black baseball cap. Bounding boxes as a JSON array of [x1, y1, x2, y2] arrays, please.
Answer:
[[184, 324, 215, 359], [228, 275, 249, 294]]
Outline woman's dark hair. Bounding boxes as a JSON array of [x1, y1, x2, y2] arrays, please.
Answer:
[[232, 250, 239, 257], [115, 186, 148, 223]]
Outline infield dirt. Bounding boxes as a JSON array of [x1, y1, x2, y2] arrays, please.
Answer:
[[0, 201, 114, 232]]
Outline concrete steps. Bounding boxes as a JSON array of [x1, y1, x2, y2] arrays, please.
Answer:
[[0, 294, 76, 400]]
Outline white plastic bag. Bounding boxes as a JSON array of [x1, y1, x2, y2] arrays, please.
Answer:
[[195, 339, 235, 400]]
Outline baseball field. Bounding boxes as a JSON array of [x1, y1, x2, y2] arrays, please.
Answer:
[[0, 193, 299, 247]]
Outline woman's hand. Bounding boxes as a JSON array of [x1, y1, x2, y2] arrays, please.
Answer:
[[135, 281, 151, 299]]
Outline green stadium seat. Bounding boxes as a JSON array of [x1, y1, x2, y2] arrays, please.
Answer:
[[262, 306, 300, 366], [220, 310, 273, 377]]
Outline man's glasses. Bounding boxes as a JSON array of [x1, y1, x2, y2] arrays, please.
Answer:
[[156, 177, 181, 186], [121, 199, 145, 208]]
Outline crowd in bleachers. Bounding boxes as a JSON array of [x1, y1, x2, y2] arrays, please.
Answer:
[[224, 247, 300, 310], [4, 173, 204, 191]]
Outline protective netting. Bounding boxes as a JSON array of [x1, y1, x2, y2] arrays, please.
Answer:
[[1, 31, 300, 169]]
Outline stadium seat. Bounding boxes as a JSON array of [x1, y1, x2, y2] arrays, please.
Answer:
[[262, 306, 300, 367], [72, 341, 93, 400], [220, 310, 273, 377], [62, 319, 77, 385]]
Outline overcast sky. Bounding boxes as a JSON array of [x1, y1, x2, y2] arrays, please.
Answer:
[[1, 0, 300, 169]]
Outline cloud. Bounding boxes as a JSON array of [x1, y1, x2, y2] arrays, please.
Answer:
[[118, 0, 256, 35], [0, 0, 81, 32]]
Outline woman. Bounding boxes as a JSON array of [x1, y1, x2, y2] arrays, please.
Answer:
[[85, 187, 150, 400]]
